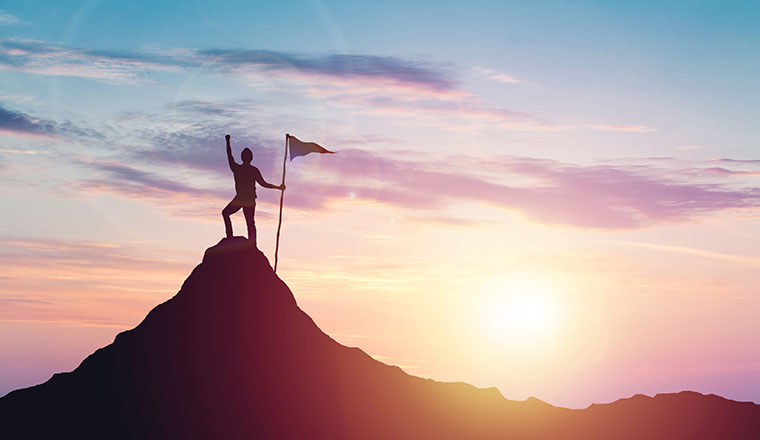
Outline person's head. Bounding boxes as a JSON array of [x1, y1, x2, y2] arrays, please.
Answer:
[[241, 147, 253, 164]]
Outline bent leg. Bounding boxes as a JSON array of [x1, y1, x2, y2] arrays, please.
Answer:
[[243, 205, 256, 244], [222, 201, 241, 238]]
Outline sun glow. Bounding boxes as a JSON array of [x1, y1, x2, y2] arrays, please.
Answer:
[[480, 278, 560, 341]]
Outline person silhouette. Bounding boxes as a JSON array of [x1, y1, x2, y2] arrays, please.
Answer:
[[222, 134, 284, 244]]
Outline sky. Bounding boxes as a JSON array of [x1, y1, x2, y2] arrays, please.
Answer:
[[1, 0, 759, 409]]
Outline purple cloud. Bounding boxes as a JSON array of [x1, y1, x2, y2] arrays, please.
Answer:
[[199, 49, 457, 91], [73, 124, 760, 230], [0, 39, 455, 92], [72, 149, 760, 230], [77, 160, 228, 202], [690, 167, 760, 177], [297, 150, 760, 229], [710, 158, 760, 165], [0, 103, 57, 138], [0, 102, 102, 140], [132, 128, 281, 176], [586, 124, 658, 133]]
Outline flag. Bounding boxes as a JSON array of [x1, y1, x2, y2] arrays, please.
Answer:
[[274, 134, 335, 273], [288, 135, 335, 160]]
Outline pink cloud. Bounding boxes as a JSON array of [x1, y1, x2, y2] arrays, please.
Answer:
[[0, 45, 176, 84], [0, 128, 56, 139], [689, 167, 760, 177], [14, 93, 748, 232], [0, 237, 193, 326], [299, 151, 760, 229], [472, 66, 520, 84], [69, 142, 760, 231], [586, 124, 658, 133], [75, 160, 228, 202], [315, 90, 565, 132], [709, 158, 760, 165]]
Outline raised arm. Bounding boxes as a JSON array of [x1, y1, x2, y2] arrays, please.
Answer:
[[254, 167, 285, 190], [225, 134, 236, 170]]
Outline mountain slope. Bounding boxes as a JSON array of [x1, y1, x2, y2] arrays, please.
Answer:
[[2, 237, 759, 439]]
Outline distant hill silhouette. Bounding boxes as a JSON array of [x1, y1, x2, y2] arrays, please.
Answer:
[[2, 237, 759, 439]]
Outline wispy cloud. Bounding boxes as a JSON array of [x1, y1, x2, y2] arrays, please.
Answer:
[[76, 159, 228, 202], [9, 97, 756, 230], [0, 39, 562, 132], [188, 50, 553, 130], [116, 140, 760, 230], [199, 49, 457, 92], [709, 158, 760, 165], [0, 11, 22, 26], [0, 103, 58, 138], [472, 66, 520, 84], [0, 237, 193, 326], [615, 240, 760, 268], [586, 124, 658, 133], [0, 237, 188, 273], [0, 39, 456, 91], [319, 91, 563, 132], [303, 150, 760, 229], [0, 102, 101, 140], [0, 148, 37, 154], [0, 39, 187, 83], [688, 167, 760, 177]]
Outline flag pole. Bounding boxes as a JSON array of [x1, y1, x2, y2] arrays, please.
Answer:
[[274, 133, 288, 273]]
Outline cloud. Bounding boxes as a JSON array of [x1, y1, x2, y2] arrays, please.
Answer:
[[199, 49, 457, 92], [10, 95, 755, 230], [0, 148, 37, 154], [0, 39, 561, 132], [76, 159, 228, 202], [676, 145, 702, 151], [689, 167, 760, 177], [0, 103, 58, 138], [70, 151, 760, 230], [296, 150, 760, 229], [0, 11, 21, 26], [709, 158, 760, 165], [401, 215, 484, 227], [586, 124, 658, 133], [0, 39, 456, 92], [0, 237, 194, 326], [129, 121, 280, 175], [0, 39, 187, 83], [472, 66, 520, 84], [0, 237, 188, 274], [8, 40, 752, 230], [0, 103, 101, 140], [167, 100, 248, 118], [616, 241, 760, 268], [319, 91, 563, 132], [65, 106, 759, 230]]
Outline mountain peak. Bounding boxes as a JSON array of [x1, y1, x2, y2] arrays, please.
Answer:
[[2, 239, 759, 439]]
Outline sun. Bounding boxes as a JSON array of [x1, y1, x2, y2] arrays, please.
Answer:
[[481, 278, 559, 340]]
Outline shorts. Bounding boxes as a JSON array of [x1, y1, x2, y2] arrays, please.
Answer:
[[229, 194, 256, 207]]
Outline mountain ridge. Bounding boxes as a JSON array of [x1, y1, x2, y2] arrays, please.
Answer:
[[2, 237, 759, 439]]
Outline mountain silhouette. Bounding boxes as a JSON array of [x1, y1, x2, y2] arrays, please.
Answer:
[[2, 237, 759, 439]]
